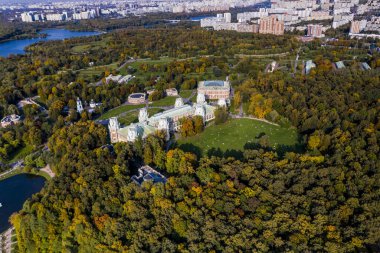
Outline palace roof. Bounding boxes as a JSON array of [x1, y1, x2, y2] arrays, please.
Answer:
[[198, 80, 230, 90]]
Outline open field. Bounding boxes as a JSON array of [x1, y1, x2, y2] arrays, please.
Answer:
[[98, 92, 183, 121], [118, 108, 163, 126], [177, 118, 301, 158], [6, 145, 34, 164], [71, 38, 111, 53], [119, 57, 228, 81], [77, 62, 119, 79], [179, 90, 193, 98], [119, 57, 176, 77], [98, 104, 146, 120], [118, 111, 139, 126], [150, 96, 177, 107]]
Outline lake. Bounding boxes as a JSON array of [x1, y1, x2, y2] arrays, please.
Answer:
[[0, 28, 101, 57], [0, 174, 46, 233]]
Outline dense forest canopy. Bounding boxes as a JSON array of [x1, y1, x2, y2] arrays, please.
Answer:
[[0, 21, 379, 252], [10, 67, 380, 252], [0, 28, 303, 164]]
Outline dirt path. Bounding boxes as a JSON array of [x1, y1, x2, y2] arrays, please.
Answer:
[[40, 164, 55, 178]]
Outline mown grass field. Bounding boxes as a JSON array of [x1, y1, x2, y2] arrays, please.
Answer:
[[71, 38, 111, 53], [179, 90, 194, 99], [98, 104, 146, 120], [119, 57, 176, 77], [150, 96, 177, 107], [119, 57, 228, 81], [77, 62, 119, 79], [118, 108, 163, 126], [98, 93, 183, 121], [177, 118, 300, 157]]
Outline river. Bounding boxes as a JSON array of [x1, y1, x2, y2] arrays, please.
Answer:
[[0, 28, 101, 57], [0, 174, 46, 233]]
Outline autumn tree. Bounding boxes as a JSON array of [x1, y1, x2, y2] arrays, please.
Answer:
[[214, 107, 229, 125]]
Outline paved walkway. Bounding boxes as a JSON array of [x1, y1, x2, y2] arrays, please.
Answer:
[[293, 47, 302, 76], [92, 58, 137, 87], [235, 52, 290, 58], [1, 145, 53, 180], [0, 161, 23, 180], [230, 114, 279, 126], [17, 97, 47, 113], [183, 90, 197, 104], [40, 164, 55, 178], [117, 58, 136, 71], [0, 227, 15, 253]]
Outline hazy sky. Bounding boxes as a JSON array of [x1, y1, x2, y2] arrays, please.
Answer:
[[4, 0, 102, 3], [4, 0, 52, 3]]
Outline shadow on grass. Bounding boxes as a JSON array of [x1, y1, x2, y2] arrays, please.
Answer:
[[244, 142, 305, 158], [207, 148, 244, 160], [276, 143, 305, 157], [177, 143, 203, 158], [243, 142, 262, 150], [177, 144, 245, 160], [255, 132, 266, 139], [176, 139, 305, 161]]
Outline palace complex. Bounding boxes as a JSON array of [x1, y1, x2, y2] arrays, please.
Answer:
[[109, 93, 218, 143], [197, 80, 231, 100]]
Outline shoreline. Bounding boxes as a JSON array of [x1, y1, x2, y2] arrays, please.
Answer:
[[0, 167, 52, 182], [0, 28, 103, 46], [0, 33, 46, 44]]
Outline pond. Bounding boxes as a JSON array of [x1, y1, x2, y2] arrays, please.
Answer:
[[0, 28, 101, 57], [0, 174, 46, 233]]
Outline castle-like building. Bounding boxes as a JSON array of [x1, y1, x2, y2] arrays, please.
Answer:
[[109, 93, 217, 143], [198, 80, 231, 100]]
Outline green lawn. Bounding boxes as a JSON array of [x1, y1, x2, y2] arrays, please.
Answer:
[[71, 44, 91, 53], [119, 57, 175, 78], [98, 102, 168, 121], [179, 90, 194, 99], [77, 62, 119, 78], [129, 57, 176, 67], [120, 57, 228, 81], [118, 111, 139, 126], [151, 96, 177, 107], [71, 38, 111, 53], [98, 104, 146, 120], [179, 89, 197, 103], [118, 108, 163, 126], [177, 118, 300, 158], [7, 145, 34, 164], [98, 95, 178, 121]]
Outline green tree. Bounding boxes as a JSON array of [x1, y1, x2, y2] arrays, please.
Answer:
[[214, 107, 229, 125]]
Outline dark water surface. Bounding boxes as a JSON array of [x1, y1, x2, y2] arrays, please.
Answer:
[[0, 28, 100, 57], [0, 174, 45, 232]]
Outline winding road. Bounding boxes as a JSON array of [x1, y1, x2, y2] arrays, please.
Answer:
[[92, 58, 137, 87]]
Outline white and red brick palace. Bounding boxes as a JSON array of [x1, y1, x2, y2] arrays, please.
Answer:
[[109, 94, 216, 143], [197, 80, 231, 100]]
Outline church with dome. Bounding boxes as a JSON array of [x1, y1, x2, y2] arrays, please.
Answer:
[[108, 93, 219, 143]]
